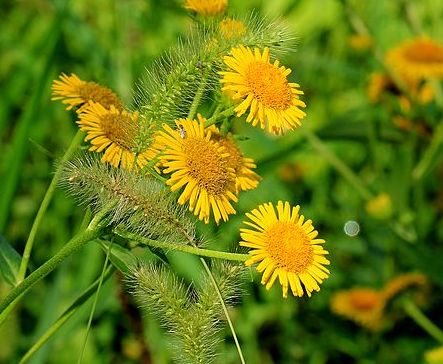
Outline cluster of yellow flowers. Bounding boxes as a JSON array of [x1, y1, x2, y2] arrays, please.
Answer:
[[52, 4, 331, 299]]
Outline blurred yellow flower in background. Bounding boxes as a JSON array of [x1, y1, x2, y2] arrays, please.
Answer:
[[386, 37, 443, 80], [184, 0, 227, 16], [330, 288, 386, 331], [219, 18, 247, 40]]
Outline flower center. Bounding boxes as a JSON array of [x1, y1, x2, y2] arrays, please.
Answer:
[[183, 138, 231, 195], [349, 290, 381, 310], [265, 221, 313, 273], [245, 61, 292, 109], [404, 40, 443, 63], [100, 113, 137, 150], [78, 82, 123, 110]]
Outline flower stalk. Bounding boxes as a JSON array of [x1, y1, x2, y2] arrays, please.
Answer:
[[116, 229, 248, 262]]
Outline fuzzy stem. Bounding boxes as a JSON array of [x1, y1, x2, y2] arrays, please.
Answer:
[[116, 230, 248, 262], [403, 300, 443, 344], [200, 257, 246, 364], [187, 65, 211, 120], [300, 126, 373, 200], [17, 130, 84, 284], [18, 266, 115, 364], [205, 106, 236, 128], [0, 224, 104, 322]]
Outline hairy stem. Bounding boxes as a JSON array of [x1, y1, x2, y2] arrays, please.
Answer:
[[187, 64, 212, 120], [115, 229, 248, 262], [17, 130, 84, 284]]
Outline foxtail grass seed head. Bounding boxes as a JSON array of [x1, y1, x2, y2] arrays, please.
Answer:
[[60, 153, 195, 243], [386, 37, 443, 80], [158, 116, 238, 224], [184, 0, 227, 16], [77, 102, 160, 171], [330, 288, 386, 331], [240, 201, 330, 298], [128, 261, 243, 364], [220, 45, 306, 135], [52, 73, 123, 112]]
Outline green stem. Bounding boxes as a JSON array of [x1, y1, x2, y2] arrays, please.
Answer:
[[187, 65, 211, 120], [78, 243, 112, 364], [17, 130, 84, 284], [18, 266, 115, 364], [205, 106, 236, 128], [200, 257, 246, 364], [0, 226, 102, 321], [412, 80, 443, 181], [300, 126, 373, 200], [403, 300, 443, 344], [412, 121, 443, 181], [116, 230, 248, 262]]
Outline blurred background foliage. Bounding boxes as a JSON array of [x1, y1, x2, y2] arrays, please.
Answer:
[[1, 0, 443, 363]]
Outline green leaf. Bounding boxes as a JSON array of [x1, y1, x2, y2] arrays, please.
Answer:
[[0, 234, 22, 287], [97, 240, 136, 273]]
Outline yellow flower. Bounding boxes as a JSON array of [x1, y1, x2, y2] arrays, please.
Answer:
[[367, 72, 394, 103], [220, 46, 306, 135], [52, 73, 122, 112], [219, 18, 246, 40], [382, 272, 428, 301], [330, 288, 386, 331], [184, 0, 227, 16], [365, 192, 393, 220], [210, 131, 260, 192], [425, 346, 443, 364], [158, 117, 237, 224], [240, 201, 330, 298], [386, 37, 443, 80], [78, 102, 158, 170], [348, 34, 373, 51]]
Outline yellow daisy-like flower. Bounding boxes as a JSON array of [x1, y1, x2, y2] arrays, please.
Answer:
[[220, 46, 306, 135], [330, 288, 386, 331], [52, 73, 123, 112], [240, 201, 330, 298], [219, 18, 247, 40], [386, 37, 443, 80], [78, 102, 158, 170], [158, 117, 238, 224], [184, 0, 227, 16], [211, 131, 260, 192]]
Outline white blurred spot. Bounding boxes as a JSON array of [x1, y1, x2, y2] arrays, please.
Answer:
[[344, 220, 360, 237]]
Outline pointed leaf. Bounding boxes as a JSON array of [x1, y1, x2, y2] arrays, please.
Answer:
[[0, 234, 22, 286]]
